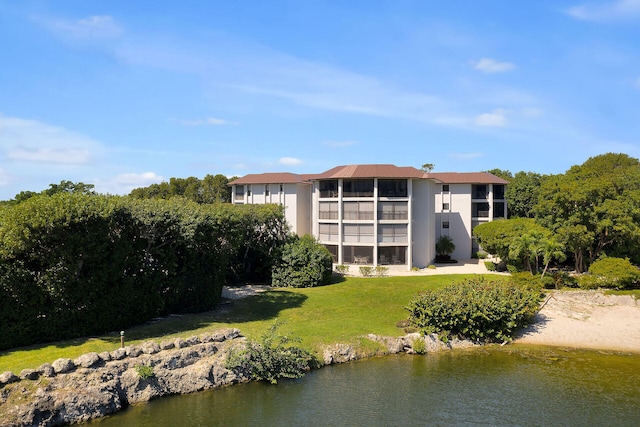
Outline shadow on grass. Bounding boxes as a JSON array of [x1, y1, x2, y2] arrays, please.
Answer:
[[0, 290, 308, 359]]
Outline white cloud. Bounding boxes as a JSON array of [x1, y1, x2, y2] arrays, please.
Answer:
[[38, 15, 123, 39], [279, 157, 303, 166], [473, 58, 515, 73], [474, 109, 508, 127], [176, 117, 238, 126], [8, 147, 90, 164], [96, 171, 164, 195], [322, 140, 358, 148], [566, 0, 640, 22], [0, 115, 101, 165]]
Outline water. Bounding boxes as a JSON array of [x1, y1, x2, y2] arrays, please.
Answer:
[[91, 347, 640, 426]]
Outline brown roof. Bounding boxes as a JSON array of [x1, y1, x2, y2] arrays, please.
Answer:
[[228, 173, 309, 185], [426, 172, 509, 184], [311, 164, 427, 179]]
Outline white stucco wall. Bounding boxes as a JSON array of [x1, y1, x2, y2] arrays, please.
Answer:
[[435, 183, 473, 260]]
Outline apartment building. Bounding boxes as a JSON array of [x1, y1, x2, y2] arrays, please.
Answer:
[[230, 165, 506, 269], [429, 172, 508, 260]]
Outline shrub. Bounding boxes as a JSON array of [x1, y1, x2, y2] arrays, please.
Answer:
[[135, 364, 155, 380], [375, 266, 389, 277], [583, 257, 640, 290], [427, 264, 436, 269], [226, 320, 317, 384], [404, 278, 541, 343], [359, 266, 374, 277], [335, 264, 350, 275], [484, 261, 497, 271], [271, 235, 333, 288], [476, 251, 488, 259], [411, 337, 426, 355]]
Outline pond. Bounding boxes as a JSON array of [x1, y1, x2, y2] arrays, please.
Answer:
[[90, 346, 640, 426]]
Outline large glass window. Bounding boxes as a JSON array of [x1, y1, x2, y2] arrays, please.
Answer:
[[493, 184, 505, 200], [378, 224, 408, 243], [319, 223, 339, 242], [378, 201, 408, 220], [319, 201, 339, 219], [343, 179, 374, 197], [343, 201, 374, 220], [473, 202, 490, 218], [472, 184, 488, 199], [378, 246, 407, 265], [319, 180, 338, 198], [378, 179, 407, 197], [323, 245, 338, 263], [494, 202, 506, 218], [343, 246, 373, 264], [234, 185, 244, 201], [343, 224, 374, 243]]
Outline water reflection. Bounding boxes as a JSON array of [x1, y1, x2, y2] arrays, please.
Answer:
[[91, 347, 640, 426]]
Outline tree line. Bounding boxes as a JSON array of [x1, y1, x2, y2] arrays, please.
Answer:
[[478, 153, 640, 282], [0, 193, 287, 350]]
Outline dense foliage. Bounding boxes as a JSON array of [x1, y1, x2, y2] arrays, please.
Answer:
[[505, 171, 545, 219], [271, 235, 333, 288], [578, 257, 640, 290], [534, 153, 640, 272], [129, 174, 233, 204], [405, 278, 541, 343], [0, 194, 287, 350], [226, 320, 317, 384]]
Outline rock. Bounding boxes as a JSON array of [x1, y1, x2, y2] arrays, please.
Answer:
[[38, 363, 56, 377], [110, 348, 127, 360], [52, 358, 75, 374], [74, 352, 102, 368], [174, 338, 188, 348], [141, 341, 161, 354], [323, 343, 359, 365], [98, 351, 112, 362], [125, 346, 143, 358], [185, 336, 201, 346], [19, 369, 39, 380], [0, 370, 19, 386], [160, 340, 175, 350]]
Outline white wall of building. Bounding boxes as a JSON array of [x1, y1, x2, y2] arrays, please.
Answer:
[[435, 183, 473, 260]]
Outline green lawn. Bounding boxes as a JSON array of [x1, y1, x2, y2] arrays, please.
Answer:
[[0, 274, 493, 373]]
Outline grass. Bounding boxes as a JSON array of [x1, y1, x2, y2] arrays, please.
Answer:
[[0, 274, 499, 373]]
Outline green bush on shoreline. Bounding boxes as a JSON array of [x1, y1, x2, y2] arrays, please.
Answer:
[[405, 278, 542, 343]]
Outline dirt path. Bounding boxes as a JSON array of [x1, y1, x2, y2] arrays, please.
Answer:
[[515, 290, 640, 353]]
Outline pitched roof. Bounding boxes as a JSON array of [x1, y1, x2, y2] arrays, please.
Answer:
[[426, 172, 509, 184], [229, 172, 309, 185], [311, 164, 427, 179]]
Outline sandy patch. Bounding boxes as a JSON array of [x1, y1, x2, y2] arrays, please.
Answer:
[[222, 284, 270, 299], [515, 290, 640, 353]]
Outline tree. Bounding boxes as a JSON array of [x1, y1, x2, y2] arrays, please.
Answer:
[[534, 153, 640, 272], [505, 171, 544, 218], [538, 237, 567, 277], [130, 174, 232, 204], [420, 163, 435, 173], [435, 235, 456, 261], [485, 168, 513, 181], [271, 235, 333, 288]]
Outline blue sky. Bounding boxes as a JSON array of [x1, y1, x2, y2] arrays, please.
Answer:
[[1, 0, 640, 199]]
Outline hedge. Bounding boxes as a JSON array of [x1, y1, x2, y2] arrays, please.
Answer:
[[0, 194, 287, 350]]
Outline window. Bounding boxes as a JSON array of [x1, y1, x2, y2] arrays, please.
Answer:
[[493, 184, 505, 200], [442, 221, 450, 229], [343, 201, 374, 220], [343, 224, 374, 243], [378, 179, 407, 197], [343, 179, 374, 197], [442, 184, 450, 192], [264, 185, 270, 196], [280, 184, 284, 192], [246, 185, 252, 197], [378, 201, 408, 220], [319, 201, 339, 219], [234, 185, 244, 201], [472, 184, 487, 199], [319, 180, 338, 198], [494, 202, 506, 218], [378, 224, 408, 243], [473, 202, 490, 218], [323, 245, 338, 262], [442, 202, 450, 211], [319, 223, 339, 242]]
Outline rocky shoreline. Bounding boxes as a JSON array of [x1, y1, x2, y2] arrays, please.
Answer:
[[0, 329, 474, 427]]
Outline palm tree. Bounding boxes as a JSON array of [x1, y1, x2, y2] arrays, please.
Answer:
[[540, 238, 567, 278], [435, 235, 456, 261]]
